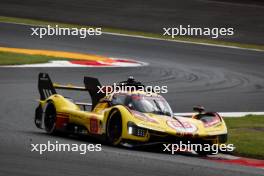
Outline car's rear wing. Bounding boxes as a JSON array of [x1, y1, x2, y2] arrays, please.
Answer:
[[38, 73, 105, 109], [53, 83, 87, 91], [38, 73, 57, 100]]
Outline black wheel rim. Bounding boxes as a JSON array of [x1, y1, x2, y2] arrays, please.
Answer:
[[44, 105, 56, 133], [108, 112, 122, 144]]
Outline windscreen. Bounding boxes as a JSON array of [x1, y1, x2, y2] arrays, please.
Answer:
[[112, 93, 173, 117]]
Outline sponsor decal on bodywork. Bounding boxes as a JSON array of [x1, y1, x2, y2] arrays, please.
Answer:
[[90, 118, 99, 133], [167, 119, 197, 133]]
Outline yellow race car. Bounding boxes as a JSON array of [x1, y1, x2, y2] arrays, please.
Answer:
[[35, 73, 227, 154]]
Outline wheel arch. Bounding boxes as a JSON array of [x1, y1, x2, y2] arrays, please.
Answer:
[[105, 106, 133, 145], [105, 106, 132, 132]]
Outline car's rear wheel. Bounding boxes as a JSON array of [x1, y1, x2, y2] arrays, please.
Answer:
[[34, 104, 43, 129], [44, 102, 57, 134], [106, 109, 122, 146]]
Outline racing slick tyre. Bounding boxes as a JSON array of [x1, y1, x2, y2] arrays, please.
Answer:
[[34, 104, 43, 129], [106, 109, 123, 146], [44, 102, 57, 134]]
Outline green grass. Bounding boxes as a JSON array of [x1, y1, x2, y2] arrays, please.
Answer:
[[224, 115, 264, 159], [0, 51, 69, 65], [0, 16, 263, 51]]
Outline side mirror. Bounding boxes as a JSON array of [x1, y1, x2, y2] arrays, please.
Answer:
[[127, 103, 135, 110], [193, 105, 205, 114]]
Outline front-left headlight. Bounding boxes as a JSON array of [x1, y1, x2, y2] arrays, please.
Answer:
[[127, 121, 147, 137]]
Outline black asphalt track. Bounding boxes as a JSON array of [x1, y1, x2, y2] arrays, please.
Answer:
[[0, 22, 264, 176], [0, 0, 264, 44]]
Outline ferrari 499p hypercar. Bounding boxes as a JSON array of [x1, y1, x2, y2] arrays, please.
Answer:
[[35, 73, 227, 154]]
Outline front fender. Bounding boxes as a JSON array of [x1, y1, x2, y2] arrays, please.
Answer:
[[105, 106, 150, 142]]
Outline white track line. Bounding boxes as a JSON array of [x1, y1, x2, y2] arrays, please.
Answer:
[[174, 112, 264, 117], [103, 32, 264, 52], [1, 21, 263, 52]]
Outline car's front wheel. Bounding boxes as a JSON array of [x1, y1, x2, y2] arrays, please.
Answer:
[[106, 109, 123, 146]]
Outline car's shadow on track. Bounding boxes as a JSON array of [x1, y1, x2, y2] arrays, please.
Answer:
[[25, 130, 205, 159]]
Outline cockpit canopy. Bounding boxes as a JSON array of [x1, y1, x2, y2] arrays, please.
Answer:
[[111, 93, 173, 117]]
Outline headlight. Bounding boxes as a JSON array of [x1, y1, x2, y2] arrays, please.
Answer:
[[128, 126, 133, 134], [127, 121, 147, 137]]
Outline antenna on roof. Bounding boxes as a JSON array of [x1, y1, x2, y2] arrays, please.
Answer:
[[117, 76, 145, 90]]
